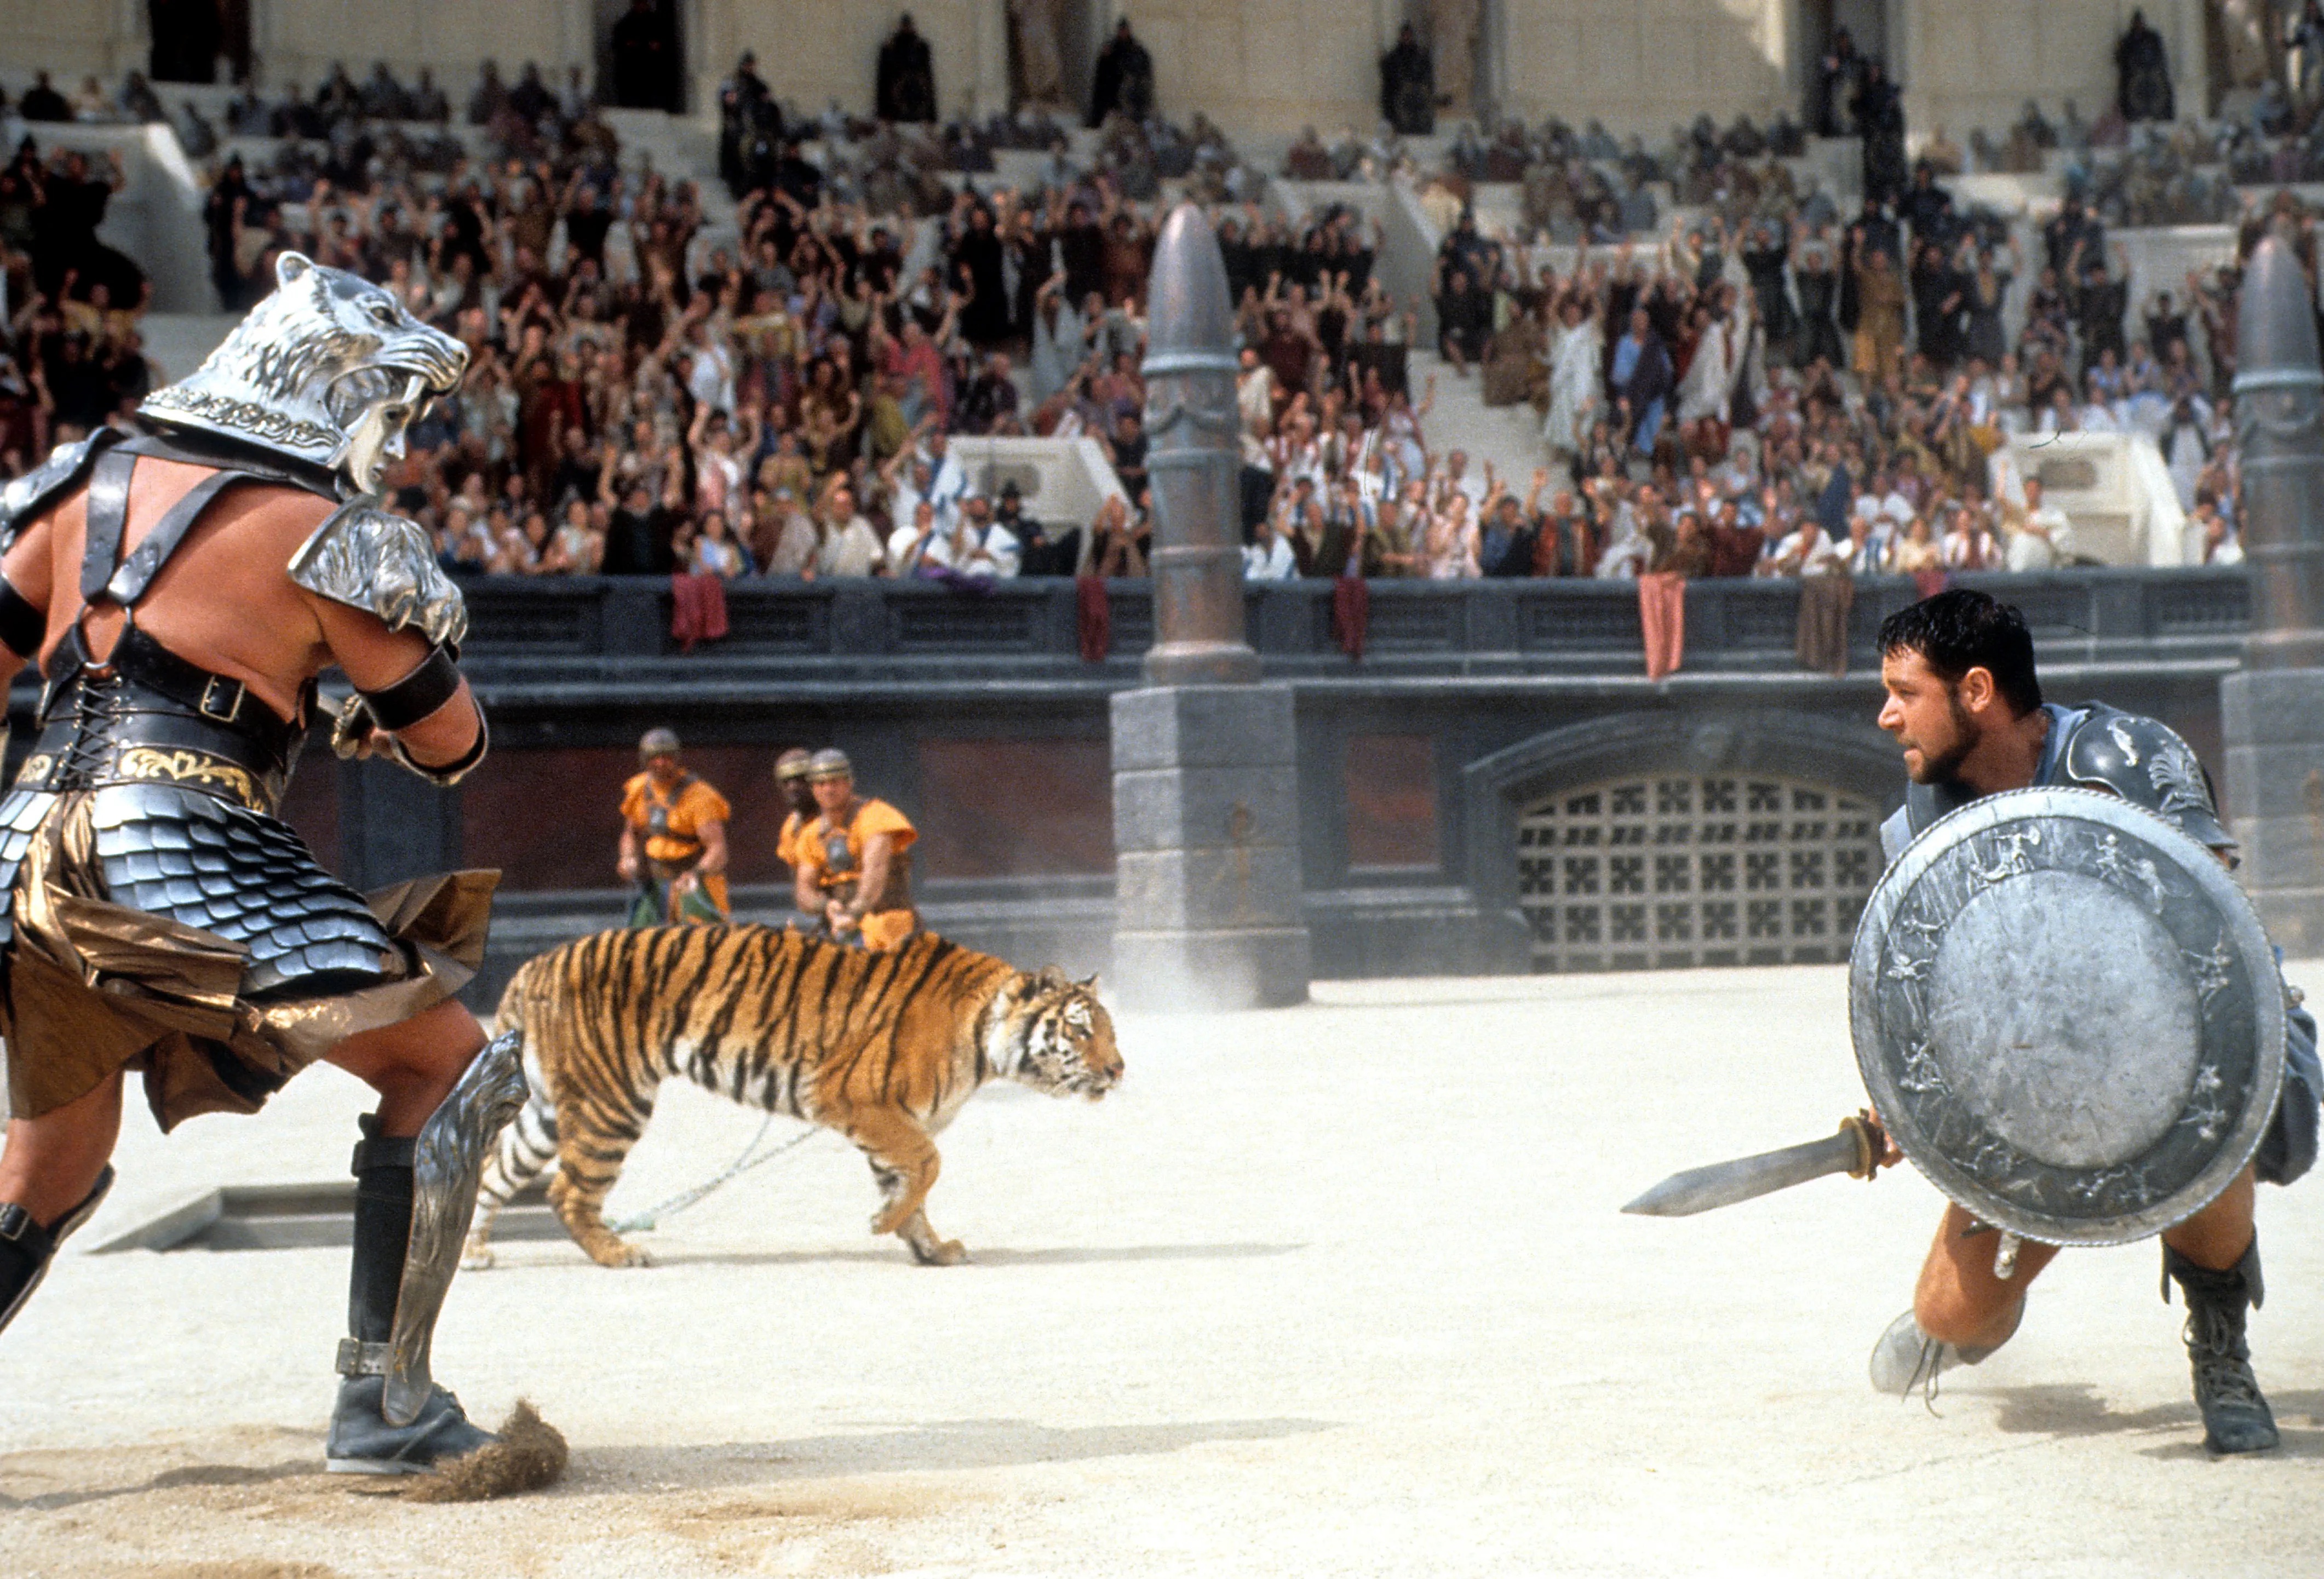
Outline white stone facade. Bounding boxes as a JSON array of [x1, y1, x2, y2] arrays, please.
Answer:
[[0, 1, 2219, 142]]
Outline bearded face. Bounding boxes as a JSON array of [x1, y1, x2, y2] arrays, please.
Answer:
[[1879, 648, 1983, 785]]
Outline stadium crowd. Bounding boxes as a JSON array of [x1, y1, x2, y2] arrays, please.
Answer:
[[1259, 173, 2252, 612], [0, 50, 2287, 645]]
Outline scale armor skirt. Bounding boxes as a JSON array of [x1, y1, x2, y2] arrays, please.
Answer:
[[0, 785, 494, 1130]]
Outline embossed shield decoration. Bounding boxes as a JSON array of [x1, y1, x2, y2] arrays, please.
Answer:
[[1851, 788, 2284, 1245]]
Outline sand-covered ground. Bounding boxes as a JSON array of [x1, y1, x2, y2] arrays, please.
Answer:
[[3, 963, 2322, 1577]]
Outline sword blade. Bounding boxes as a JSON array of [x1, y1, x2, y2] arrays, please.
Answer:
[[1621, 1130, 1864, 1217]]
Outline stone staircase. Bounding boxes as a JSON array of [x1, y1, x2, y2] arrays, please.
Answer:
[[601, 108, 738, 250], [1404, 346, 1551, 487], [139, 314, 238, 385]]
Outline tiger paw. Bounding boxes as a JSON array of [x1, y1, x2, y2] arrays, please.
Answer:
[[460, 1235, 496, 1272], [582, 1238, 652, 1269], [909, 1237, 968, 1267]]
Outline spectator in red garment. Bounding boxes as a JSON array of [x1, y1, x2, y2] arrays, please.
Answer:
[[1530, 486, 1595, 577], [884, 316, 950, 429], [1707, 497, 1766, 576], [1259, 307, 1318, 407]]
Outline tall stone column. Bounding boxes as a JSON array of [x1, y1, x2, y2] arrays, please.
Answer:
[[1110, 203, 1310, 1013], [2220, 235, 2324, 951]]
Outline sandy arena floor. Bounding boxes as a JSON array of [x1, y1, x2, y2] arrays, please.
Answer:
[[3, 962, 2322, 1577]]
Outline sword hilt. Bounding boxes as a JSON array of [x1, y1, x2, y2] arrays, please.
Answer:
[[1840, 1110, 1890, 1180]]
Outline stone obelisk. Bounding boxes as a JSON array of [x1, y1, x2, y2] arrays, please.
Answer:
[[1110, 203, 1310, 1012], [2222, 234, 2324, 951]]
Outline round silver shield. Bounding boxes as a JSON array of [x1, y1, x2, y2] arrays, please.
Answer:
[[1851, 786, 2285, 1246]]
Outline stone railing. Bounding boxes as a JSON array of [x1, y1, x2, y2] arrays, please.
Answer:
[[452, 565, 2252, 684]]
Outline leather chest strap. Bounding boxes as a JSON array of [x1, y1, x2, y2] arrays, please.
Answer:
[[106, 469, 253, 606], [119, 429, 340, 497], [79, 448, 137, 601]]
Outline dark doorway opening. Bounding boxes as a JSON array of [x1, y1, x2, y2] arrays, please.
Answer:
[[599, 0, 687, 112], [1798, 0, 1889, 134], [148, 0, 249, 85]]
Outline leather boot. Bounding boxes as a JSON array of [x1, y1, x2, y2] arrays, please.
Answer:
[[0, 1166, 114, 1335], [2164, 1238, 2277, 1455], [325, 1119, 495, 1474]]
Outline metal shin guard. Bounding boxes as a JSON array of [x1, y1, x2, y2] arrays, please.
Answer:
[[335, 1029, 526, 1427]]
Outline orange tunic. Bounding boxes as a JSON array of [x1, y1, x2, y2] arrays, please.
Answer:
[[777, 808, 810, 872], [620, 770, 732, 920], [795, 797, 919, 950]]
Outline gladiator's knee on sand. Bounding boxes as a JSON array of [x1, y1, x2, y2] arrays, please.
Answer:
[[1912, 1278, 2024, 1351]]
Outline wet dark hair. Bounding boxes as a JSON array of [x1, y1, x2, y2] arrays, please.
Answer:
[[1876, 589, 2042, 716]]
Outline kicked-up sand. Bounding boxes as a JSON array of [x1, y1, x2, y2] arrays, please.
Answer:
[[3, 963, 2322, 1577]]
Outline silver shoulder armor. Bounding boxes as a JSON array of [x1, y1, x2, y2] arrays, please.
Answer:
[[2062, 703, 2236, 855], [287, 499, 468, 651], [0, 430, 118, 550]]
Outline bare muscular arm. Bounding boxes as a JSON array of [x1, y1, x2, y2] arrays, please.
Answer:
[[0, 510, 56, 690], [20, 466, 482, 769], [670, 818, 725, 899], [311, 597, 483, 768]]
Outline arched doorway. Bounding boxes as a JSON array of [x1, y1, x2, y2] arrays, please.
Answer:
[[1517, 772, 1882, 972], [1460, 707, 1903, 975], [1795, 0, 1892, 133]]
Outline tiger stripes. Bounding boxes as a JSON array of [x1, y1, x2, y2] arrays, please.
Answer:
[[464, 925, 1121, 1270]]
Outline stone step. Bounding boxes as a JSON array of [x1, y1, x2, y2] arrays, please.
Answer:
[[1404, 348, 1551, 487]]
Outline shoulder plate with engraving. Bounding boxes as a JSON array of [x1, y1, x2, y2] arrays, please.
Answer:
[[1852, 786, 2284, 1247], [2062, 702, 2234, 854], [287, 499, 467, 651], [0, 429, 122, 551]]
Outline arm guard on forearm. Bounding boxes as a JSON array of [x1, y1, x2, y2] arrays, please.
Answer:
[[332, 674, 490, 790], [390, 712, 487, 786]]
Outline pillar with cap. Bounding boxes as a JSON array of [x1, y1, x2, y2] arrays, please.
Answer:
[[1109, 203, 1310, 1011], [2222, 234, 2324, 949]]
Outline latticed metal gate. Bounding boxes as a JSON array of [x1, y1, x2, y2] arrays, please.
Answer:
[[1517, 775, 1884, 972]]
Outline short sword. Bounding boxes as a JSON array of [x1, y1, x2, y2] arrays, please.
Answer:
[[1621, 1112, 1889, 1217]]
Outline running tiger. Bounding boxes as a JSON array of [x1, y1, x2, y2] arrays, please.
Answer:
[[463, 927, 1122, 1269]]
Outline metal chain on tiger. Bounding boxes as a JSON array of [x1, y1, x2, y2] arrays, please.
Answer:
[[463, 927, 1121, 1271], [605, 1115, 820, 1235]]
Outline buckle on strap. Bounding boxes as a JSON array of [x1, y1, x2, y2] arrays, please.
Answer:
[[199, 675, 245, 724], [336, 1338, 393, 1377], [0, 1202, 32, 1247]]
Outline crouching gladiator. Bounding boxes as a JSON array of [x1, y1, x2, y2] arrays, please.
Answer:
[[1627, 590, 2321, 1459], [1861, 592, 2320, 1454], [0, 253, 553, 1486]]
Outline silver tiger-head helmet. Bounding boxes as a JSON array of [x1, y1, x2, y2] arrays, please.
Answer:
[[140, 252, 468, 497]]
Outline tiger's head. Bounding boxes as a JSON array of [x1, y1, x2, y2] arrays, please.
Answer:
[[996, 966, 1123, 1101], [140, 251, 468, 496]]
